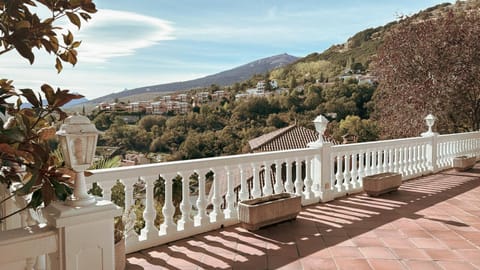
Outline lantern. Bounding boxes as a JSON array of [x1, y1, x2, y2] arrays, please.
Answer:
[[56, 114, 99, 206]]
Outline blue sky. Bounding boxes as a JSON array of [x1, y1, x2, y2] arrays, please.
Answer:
[[2, 1, 452, 100]]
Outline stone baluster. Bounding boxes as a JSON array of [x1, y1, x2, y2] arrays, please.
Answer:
[[377, 150, 383, 173], [448, 142, 454, 165], [273, 160, 284, 194], [388, 149, 394, 172], [358, 152, 365, 184], [396, 147, 403, 176], [100, 181, 114, 201], [284, 159, 294, 194], [382, 150, 388, 173], [330, 155, 336, 193], [262, 162, 273, 196], [366, 150, 373, 174], [178, 172, 193, 231], [407, 146, 414, 176], [350, 152, 359, 189], [412, 145, 420, 175], [420, 144, 427, 172], [294, 158, 303, 197], [343, 153, 352, 191], [251, 164, 261, 198], [141, 176, 159, 240], [224, 166, 236, 219], [335, 155, 344, 193], [160, 173, 176, 235], [238, 165, 249, 201], [371, 150, 378, 174], [392, 148, 399, 173], [440, 143, 447, 167], [123, 177, 138, 243], [195, 170, 208, 226], [402, 146, 407, 173], [210, 169, 224, 223], [303, 156, 314, 200]]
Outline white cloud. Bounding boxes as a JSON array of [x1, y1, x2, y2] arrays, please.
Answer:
[[74, 9, 175, 63]]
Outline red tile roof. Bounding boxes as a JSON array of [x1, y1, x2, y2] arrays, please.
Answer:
[[248, 124, 318, 152]]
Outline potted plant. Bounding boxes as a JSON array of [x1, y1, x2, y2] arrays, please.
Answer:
[[114, 207, 135, 270]]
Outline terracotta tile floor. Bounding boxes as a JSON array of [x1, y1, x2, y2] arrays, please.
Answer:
[[126, 166, 480, 269]]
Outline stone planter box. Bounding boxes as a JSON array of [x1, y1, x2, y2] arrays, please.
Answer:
[[453, 156, 476, 172], [238, 193, 301, 231], [362, 172, 402, 197]]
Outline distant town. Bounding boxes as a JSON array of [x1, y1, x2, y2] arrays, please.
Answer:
[[97, 73, 376, 117]]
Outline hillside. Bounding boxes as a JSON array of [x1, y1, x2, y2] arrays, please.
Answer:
[[270, 2, 455, 83], [87, 53, 298, 104]]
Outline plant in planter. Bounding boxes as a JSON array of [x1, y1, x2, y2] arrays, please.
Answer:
[[0, 0, 97, 223], [114, 207, 135, 270]]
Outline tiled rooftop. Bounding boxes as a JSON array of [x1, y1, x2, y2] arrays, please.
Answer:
[[126, 166, 480, 270], [248, 124, 318, 152]]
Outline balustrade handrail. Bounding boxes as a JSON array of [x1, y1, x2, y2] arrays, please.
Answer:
[[331, 135, 431, 152], [86, 147, 317, 182], [437, 131, 480, 141]]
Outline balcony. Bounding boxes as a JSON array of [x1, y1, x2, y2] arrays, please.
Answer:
[[125, 167, 480, 269], [1, 117, 480, 270]]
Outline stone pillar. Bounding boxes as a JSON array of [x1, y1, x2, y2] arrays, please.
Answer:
[[308, 115, 335, 202], [43, 200, 121, 270], [421, 114, 439, 173]]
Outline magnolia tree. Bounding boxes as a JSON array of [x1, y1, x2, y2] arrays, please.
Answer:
[[373, 5, 480, 138], [0, 0, 97, 221]]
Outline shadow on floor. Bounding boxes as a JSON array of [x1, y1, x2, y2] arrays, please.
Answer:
[[126, 167, 480, 270]]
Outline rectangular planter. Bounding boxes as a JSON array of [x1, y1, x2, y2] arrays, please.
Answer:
[[453, 156, 476, 172], [362, 172, 402, 197], [238, 193, 301, 231]]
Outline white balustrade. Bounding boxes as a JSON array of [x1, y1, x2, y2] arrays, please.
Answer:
[[81, 130, 480, 254]]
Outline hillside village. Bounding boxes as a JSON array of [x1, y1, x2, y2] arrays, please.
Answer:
[[95, 71, 376, 119], [96, 80, 280, 115]]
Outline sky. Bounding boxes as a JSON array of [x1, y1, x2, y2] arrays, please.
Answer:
[[1, 0, 453, 100]]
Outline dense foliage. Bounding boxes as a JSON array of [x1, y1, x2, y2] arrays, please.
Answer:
[[94, 80, 377, 160], [374, 4, 480, 137]]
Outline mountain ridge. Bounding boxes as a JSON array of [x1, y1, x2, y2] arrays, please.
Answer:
[[87, 53, 299, 104]]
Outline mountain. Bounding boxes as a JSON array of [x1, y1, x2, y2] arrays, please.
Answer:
[[64, 97, 89, 108], [88, 53, 299, 104]]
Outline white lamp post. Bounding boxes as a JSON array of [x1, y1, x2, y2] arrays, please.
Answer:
[[421, 114, 436, 137], [56, 114, 99, 207], [308, 115, 329, 147]]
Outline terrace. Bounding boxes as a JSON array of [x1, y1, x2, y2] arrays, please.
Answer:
[[126, 168, 480, 269], [1, 115, 480, 270]]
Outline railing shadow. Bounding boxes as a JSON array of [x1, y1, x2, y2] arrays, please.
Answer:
[[126, 167, 480, 269]]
